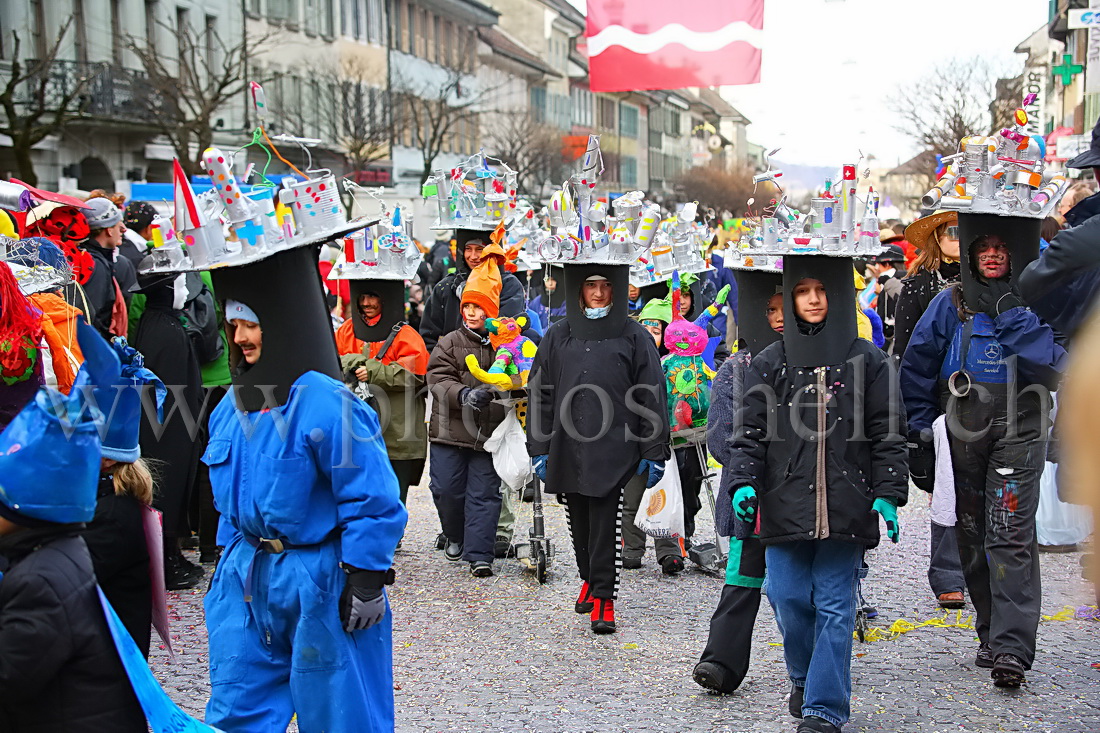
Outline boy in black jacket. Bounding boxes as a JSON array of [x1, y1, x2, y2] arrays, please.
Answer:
[[725, 256, 907, 733], [0, 323, 146, 732]]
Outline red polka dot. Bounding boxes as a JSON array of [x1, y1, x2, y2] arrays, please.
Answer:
[[306, 187, 312, 193], [226, 198, 233, 205], [318, 183, 326, 191], [225, 184, 232, 191], [217, 156, 224, 163]]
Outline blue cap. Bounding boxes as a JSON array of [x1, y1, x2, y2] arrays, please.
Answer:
[[0, 322, 115, 524], [225, 299, 259, 324]]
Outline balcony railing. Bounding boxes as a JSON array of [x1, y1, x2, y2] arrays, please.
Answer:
[[16, 59, 162, 126]]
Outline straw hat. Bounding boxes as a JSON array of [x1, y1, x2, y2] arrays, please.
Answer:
[[878, 228, 903, 244], [903, 210, 957, 251]]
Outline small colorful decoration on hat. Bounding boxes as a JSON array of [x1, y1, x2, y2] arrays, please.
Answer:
[[728, 148, 882, 269], [922, 92, 1069, 218], [422, 152, 519, 231]]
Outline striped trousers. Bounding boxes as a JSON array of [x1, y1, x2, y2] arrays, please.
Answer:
[[562, 489, 624, 600]]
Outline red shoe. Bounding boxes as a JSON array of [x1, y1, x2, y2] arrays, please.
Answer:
[[575, 581, 594, 614], [591, 598, 616, 634]]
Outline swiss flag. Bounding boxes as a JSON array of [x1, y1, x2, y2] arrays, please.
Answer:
[[586, 0, 763, 93]]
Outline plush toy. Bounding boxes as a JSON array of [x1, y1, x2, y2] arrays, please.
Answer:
[[662, 272, 730, 431], [465, 315, 537, 391]]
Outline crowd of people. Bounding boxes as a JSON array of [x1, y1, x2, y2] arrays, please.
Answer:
[[0, 123, 1098, 733]]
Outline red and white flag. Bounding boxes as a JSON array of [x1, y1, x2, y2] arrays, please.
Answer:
[[585, 0, 763, 93]]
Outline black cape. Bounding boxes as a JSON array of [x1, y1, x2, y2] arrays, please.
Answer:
[[526, 318, 670, 497]]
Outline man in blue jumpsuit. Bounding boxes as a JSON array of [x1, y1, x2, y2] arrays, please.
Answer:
[[901, 226, 1066, 688], [202, 245, 407, 732]]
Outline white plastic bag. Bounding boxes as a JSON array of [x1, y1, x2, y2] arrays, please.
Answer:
[[483, 409, 532, 491], [1036, 461, 1093, 546], [633, 465, 685, 539]]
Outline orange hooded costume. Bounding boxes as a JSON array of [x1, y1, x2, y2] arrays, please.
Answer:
[[30, 292, 85, 393]]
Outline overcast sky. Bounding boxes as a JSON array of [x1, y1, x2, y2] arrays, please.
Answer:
[[570, 0, 1051, 167]]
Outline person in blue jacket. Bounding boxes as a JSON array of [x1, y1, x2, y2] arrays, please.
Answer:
[[900, 225, 1066, 689], [202, 245, 408, 733]]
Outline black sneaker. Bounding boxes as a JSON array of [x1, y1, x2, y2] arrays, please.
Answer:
[[434, 533, 447, 550], [199, 547, 222, 565], [660, 555, 684, 576], [470, 561, 493, 578], [789, 683, 804, 719], [692, 661, 734, 694], [975, 643, 994, 668], [444, 540, 464, 561], [622, 556, 642, 569], [797, 716, 840, 733], [991, 653, 1026, 688], [165, 553, 203, 591]]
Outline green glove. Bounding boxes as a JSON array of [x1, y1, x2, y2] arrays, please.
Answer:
[[872, 498, 899, 543], [714, 284, 731, 307], [733, 485, 757, 522]]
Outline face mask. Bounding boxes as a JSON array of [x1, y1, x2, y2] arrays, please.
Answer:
[[172, 274, 188, 311], [584, 305, 611, 319]]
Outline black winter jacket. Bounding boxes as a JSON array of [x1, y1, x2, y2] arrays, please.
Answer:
[[82, 477, 152, 658], [724, 339, 909, 547], [75, 240, 117, 339], [0, 526, 146, 732], [426, 326, 508, 450], [1018, 193, 1100, 340]]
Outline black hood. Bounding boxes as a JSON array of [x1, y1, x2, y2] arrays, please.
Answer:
[[212, 244, 341, 412], [682, 276, 716, 320], [453, 228, 492, 278], [539, 264, 566, 309], [781, 255, 857, 367], [563, 263, 629, 341], [348, 279, 407, 342], [956, 213, 1040, 307], [734, 269, 783, 354], [636, 281, 668, 306]]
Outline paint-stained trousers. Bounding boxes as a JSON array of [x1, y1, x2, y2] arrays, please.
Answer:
[[947, 393, 1047, 668], [562, 489, 624, 600]]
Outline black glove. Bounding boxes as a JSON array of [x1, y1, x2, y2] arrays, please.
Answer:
[[339, 567, 393, 633], [459, 386, 495, 411], [907, 430, 935, 493], [975, 279, 1024, 317]]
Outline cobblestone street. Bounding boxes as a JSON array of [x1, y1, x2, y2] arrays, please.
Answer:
[[153, 481, 1100, 733]]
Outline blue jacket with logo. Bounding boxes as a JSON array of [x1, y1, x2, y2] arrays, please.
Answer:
[[900, 286, 1067, 434]]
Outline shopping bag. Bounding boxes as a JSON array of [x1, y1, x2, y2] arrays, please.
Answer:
[[483, 409, 532, 491], [1036, 461, 1093, 546], [142, 505, 172, 657], [633, 465, 685, 539]]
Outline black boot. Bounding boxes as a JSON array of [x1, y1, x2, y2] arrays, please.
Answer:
[[797, 716, 840, 732], [165, 551, 203, 591], [692, 661, 734, 693], [991, 653, 1026, 688], [789, 683, 804, 719]]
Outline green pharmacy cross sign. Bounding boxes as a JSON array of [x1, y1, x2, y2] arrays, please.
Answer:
[[1053, 53, 1084, 86]]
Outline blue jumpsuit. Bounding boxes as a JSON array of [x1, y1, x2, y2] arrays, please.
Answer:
[[202, 371, 408, 732]]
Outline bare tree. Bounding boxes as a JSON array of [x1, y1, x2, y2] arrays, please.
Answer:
[[485, 112, 569, 199], [889, 57, 1018, 160], [127, 23, 280, 177], [674, 165, 771, 218], [282, 57, 392, 174], [0, 22, 93, 186], [392, 68, 498, 185]]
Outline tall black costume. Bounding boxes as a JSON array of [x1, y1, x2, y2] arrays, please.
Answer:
[[526, 263, 669, 624], [131, 274, 204, 584]]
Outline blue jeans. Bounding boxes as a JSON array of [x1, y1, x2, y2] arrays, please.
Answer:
[[765, 540, 863, 728]]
